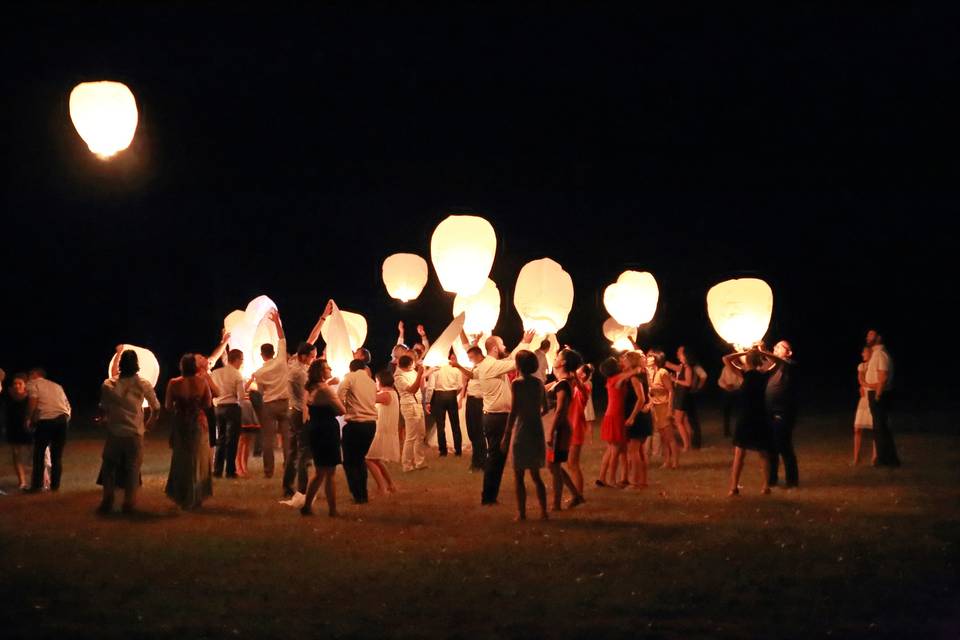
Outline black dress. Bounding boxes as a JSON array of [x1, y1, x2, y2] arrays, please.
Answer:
[[733, 370, 772, 452], [308, 403, 342, 468], [2, 393, 32, 445], [510, 378, 546, 470], [624, 375, 653, 440]]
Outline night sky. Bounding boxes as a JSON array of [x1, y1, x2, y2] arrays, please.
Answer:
[[2, 4, 954, 415]]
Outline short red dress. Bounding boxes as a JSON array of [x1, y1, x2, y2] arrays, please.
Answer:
[[569, 384, 588, 446], [600, 377, 627, 444]]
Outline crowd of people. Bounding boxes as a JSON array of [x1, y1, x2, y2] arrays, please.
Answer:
[[0, 318, 900, 519]]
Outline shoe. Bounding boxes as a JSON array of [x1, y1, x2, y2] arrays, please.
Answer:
[[415, 465, 428, 471], [300, 506, 313, 516], [566, 495, 586, 509]]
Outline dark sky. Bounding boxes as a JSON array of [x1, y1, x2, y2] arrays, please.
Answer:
[[2, 4, 955, 414]]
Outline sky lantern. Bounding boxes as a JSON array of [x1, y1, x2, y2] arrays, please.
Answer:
[[452, 278, 501, 336], [323, 302, 354, 378], [382, 253, 428, 302], [602, 317, 637, 352], [707, 278, 774, 350], [223, 295, 279, 378], [603, 270, 659, 328], [323, 310, 367, 351], [106, 344, 159, 407], [430, 215, 497, 295], [69, 81, 138, 159], [513, 258, 574, 335], [423, 312, 466, 367]]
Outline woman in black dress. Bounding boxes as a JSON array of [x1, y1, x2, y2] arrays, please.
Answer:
[[301, 360, 345, 517], [547, 350, 586, 511], [723, 348, 777, 496], [3, 373, 32, 489], [501, 350, 548, 521], [622, 351, 652, 489]]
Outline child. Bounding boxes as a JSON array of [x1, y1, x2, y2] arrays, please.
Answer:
[[236, 394, 260, 477]]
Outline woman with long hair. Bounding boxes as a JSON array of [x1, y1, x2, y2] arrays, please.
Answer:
[[366, 369, 400, 495], [164, 354, 214, 510], [501, 350, 549, 520], [547, 349, 586, 510], [2, 373, 32, 490], [646, 349, 678, 469], [301, 359, 345, 516], [667, 346, 694, 451], [622, 351, 651, 489], [596, 356, 633, 488]]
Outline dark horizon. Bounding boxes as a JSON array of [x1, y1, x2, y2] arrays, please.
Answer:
[[2, 4, 954, 416]]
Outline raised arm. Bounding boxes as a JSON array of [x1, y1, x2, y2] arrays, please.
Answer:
[[509, 330, 538, 358], [208, 331, 232, 372], [397, 321, 406, 346], [109, 344, 124, 379], [722, 351, 749, 372], [417, 324, 430, 351], [306, 299, 334, 346]]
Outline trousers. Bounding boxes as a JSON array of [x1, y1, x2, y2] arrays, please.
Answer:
[[768, 411, 799, 487], [31, 415, 68, 490], [214, 404, 241, 477], [342, 421, 376, 503], [401, 404, 426, 471], [868, 391, 900, 467], [431, 390, 463, 455], [465, 396, 485, 469], [257, 399, 291, 478], [481, 412, 509, 504]]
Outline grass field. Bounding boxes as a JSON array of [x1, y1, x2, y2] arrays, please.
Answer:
[[0, 411, 957, 639]]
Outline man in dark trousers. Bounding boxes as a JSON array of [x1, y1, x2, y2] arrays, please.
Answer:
[[766, 340, 799, 488], [864, 330, 900, 468]]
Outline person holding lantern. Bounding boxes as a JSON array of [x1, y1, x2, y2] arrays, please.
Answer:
[[596, 357, 630, 488], [500, 350, 549, 521], [765, 340, 799, 488], [395, 354, 429, 472]]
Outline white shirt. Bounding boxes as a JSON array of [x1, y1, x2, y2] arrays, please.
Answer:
[[433, 364, 463, 392], [533, 350, 549, 382], [865, 345, 893, 391], [210, 364, 244, 406], [394, 369, 422, 405], [100, 376, 160, 436], [472, 344, 530, 413], [27, 377, 71, 420], [466, 377, 483, 398], [338, 370, 378, 423], [252, 339, 289, 403], [287, 359, 309, 413]]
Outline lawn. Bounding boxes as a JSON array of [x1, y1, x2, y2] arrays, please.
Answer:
[[0, 410, 957, 639]]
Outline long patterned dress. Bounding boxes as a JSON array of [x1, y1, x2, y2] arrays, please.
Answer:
[[165, 376, 213, 509]]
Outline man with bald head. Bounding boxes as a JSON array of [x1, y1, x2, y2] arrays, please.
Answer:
[[458, 330, 535, 505]]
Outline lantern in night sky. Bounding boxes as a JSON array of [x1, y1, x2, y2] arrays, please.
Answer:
[[513, 258, 574, 335], [603, 270, 659, 328], [423, 312, 466, 367], [706, 278, 773, 349], [602, 317, 637, 352], [430, 215, 497, 295], [106, 344, 159, 407], [69, 81, 138, 159], [323, 302, 354, 378], [322, 309, 367, 351], [382, 253, 428, 302], [452, 278, 501, 336]]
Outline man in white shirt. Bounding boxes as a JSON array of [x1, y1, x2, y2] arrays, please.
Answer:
[[533, 339, 551, 382], [250, 310, 290, 480], [395, 354, 428, 472], [338, 359, 379, 503], [26, 368, 72, 492], [458, 331, 534, 505], [865, 330, 900, 468], [211, 349, 245, 478], [98, 349, 161, 514], [428, 352, 465, 457]]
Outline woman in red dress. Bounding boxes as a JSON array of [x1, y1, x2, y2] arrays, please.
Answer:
[[165, 354, 214, 510], [596, 355, 642, 487]]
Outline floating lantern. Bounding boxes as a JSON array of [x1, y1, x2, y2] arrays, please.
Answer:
[[513, 258, 574, 335], [706, 278, 774, 349], [603, 271, 659, 328], [223, 295, 280, 378], [423, 313, 466, 367], [69, 81, 138, 159], [452, 278, 501, 336], [602, 317, 637, 352], [430, 215, 497, 295], [106, 344, 160, 407], [382, 253, 428, 302], [321, 309, 367, 351], [323, 302, 354, 378]]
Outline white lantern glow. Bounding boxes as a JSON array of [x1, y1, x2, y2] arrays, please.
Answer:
[[423, 312, 466, 367], [452, 278, 501, 336], [222, 295, 279, 378], [382, 253, 429, 302], [430, 215, 497, 295], [603, 271, 659, 328], [602, 317, 637, 352], [106, 344, 160, 407], [321, 309, 367, 351], [324, 302, 354, 378], [706, 278, 774, 349], [69, 81, 138, 159], [513, 258, 574, 334]]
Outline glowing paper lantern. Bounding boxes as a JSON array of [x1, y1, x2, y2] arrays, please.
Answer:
[[706, 278, 774, 349], [223, 295, 280, 378], [321, 310, 367, 351], [603, 271, 659, 328], [106, 344, 160, 407], [602, 317, 637, 352], [452, 278, 501, 336], [423, 313, 466, 367], [382, 253, 429, 302], [452, 338, 473, 370], [513, 258, 574, 334], [545, 334, 560, 374], [430, 215, 497, 295], [69, 81, 138, 159], [324, 302, 354, 378]]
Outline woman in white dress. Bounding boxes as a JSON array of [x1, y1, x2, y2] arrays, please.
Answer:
[[366, 369, 400, 494], [852, 346, 875, 465]]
